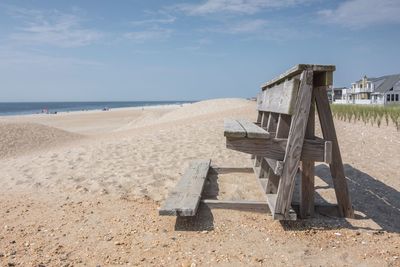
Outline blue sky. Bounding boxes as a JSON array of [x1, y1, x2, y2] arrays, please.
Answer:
[[1, 0, 400, 101]]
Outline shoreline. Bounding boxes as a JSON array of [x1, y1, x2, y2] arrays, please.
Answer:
[[0, 102, 193, 119]]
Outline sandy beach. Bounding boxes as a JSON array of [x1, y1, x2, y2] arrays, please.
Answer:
[[0, 98, 399, 266]]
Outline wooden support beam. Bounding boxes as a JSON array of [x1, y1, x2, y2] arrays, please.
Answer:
[[265, 158, 284, 176], [314, 86, 354, 218], [300, 94, 316, 218], [275, 70, 314, 218], [201, 199, 341, 217], [276, 114, 291, 138], [226, 136, 328, 162]]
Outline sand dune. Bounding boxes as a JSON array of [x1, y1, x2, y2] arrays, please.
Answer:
[[0, 122, 82, 159], [0, 98, 399, 266]]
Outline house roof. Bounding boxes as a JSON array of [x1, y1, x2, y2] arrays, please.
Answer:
[[371, 74, 400, 93]]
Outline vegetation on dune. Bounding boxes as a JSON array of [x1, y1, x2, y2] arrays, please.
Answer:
[[330, 104, 400, 131]]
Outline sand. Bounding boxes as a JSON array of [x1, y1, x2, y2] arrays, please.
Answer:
[[0, 98, 399, 266]]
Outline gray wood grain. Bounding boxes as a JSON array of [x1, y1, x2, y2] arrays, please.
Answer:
[[300, 95, 316, 218], [275, 70, 314, 218], [226, 137, 327, 162], [224, 119, 270, 139], [258, 79, 300, 115], [224, 119, 246, 138], [314, 86, 354, 218], [159, 159, 211, 216], [266, 194, 297, 220], [261, 64, 336, 89], [237, 119, 271, 139]]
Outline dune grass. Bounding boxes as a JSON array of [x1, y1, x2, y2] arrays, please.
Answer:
[[330, 104, 400, 131]]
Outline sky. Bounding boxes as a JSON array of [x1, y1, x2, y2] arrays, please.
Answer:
[[0, 0, 400, 102]]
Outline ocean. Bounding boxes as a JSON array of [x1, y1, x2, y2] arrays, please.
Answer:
[[0, 101, 193, 116]]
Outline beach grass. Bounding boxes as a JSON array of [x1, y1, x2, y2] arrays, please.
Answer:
[[330, 104, 400, 131]]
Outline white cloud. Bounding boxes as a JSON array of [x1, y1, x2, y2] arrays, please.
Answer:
[[318, 0, 400, 29], [176, 0, 310, 15], [124, 28, 173, 42], [125, 13, 175, 43], [130, 16, 176, 26], [7, 7, 102, 47], [224, 19, 268, 33]]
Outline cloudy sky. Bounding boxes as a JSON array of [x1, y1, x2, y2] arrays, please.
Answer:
[[1, 0, 399, 101]]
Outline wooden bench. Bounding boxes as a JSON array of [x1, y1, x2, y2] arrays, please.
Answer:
[[159, 64, 354, 222], [224, 64, 354, 220]]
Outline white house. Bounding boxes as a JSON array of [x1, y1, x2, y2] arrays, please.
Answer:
[[334, 74, 400, 105]]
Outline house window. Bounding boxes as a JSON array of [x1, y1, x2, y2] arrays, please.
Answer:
[[387, 94, 391, 101], [396, 94, 399, 101], [391, 94, 395, 101]]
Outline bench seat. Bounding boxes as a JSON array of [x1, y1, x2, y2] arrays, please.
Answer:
[[224, 119, 271, 139]]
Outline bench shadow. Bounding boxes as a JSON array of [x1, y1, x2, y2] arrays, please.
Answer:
[[174, 168, 219, 231], [281, 164, 400, 233]]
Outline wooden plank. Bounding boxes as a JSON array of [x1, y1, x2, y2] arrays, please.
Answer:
[[261, 64, 336, 89], [226, 137, 327, 162], [258, 79, 300, 115], [314, 86, 354, 218], [265, 158, 284, 176], [265, 171, 280, 194], [201, 199, 269, 212], [211, 167, 253, 174], [266, 113, 279, 132], [253, 112, 268, 166], [159, 159, 211, 216], [224, 119, 246, 138], [267, 194, 297, 220], [300, 94, 316, 218], [275, 70, 314, 218], [225, 119, 270, 139], [237, 119, 271, 139], [324, 140, 332, 163], [276, 114, 291, 138], [265, 113, 291, 195], [201, 199, 340, 217]]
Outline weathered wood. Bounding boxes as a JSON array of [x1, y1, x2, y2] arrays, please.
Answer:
[[265, 171, 280, 194], [201, 199, 269, 212], [237, 119, 270, 139], [224, 119, 246, 138], [211, 167, 254, 174], [267, 113, 279, 132], [266, 194, 297, 220], [276, 114, 291, 138], [262, 64, 336, 89], [314, 87, 354, 218], [300, 95, 316, 218], [224, 119, 270, 139], [265, 158, 284, 176], [226, 137, 328, 162], [324, 140, 332, 164], [254, 112, 269, 166], [265, 113, 291, 194], [201, 199, 340, 217], [258, 79, 300, 115], [275, 70, 314, 218], [159, 159, 211, 216]]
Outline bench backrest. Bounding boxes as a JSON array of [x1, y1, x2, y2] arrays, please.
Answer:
[[257, 64, 334, 115]]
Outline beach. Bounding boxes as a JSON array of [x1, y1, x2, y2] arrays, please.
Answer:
[[0, 98, 399, 266]]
